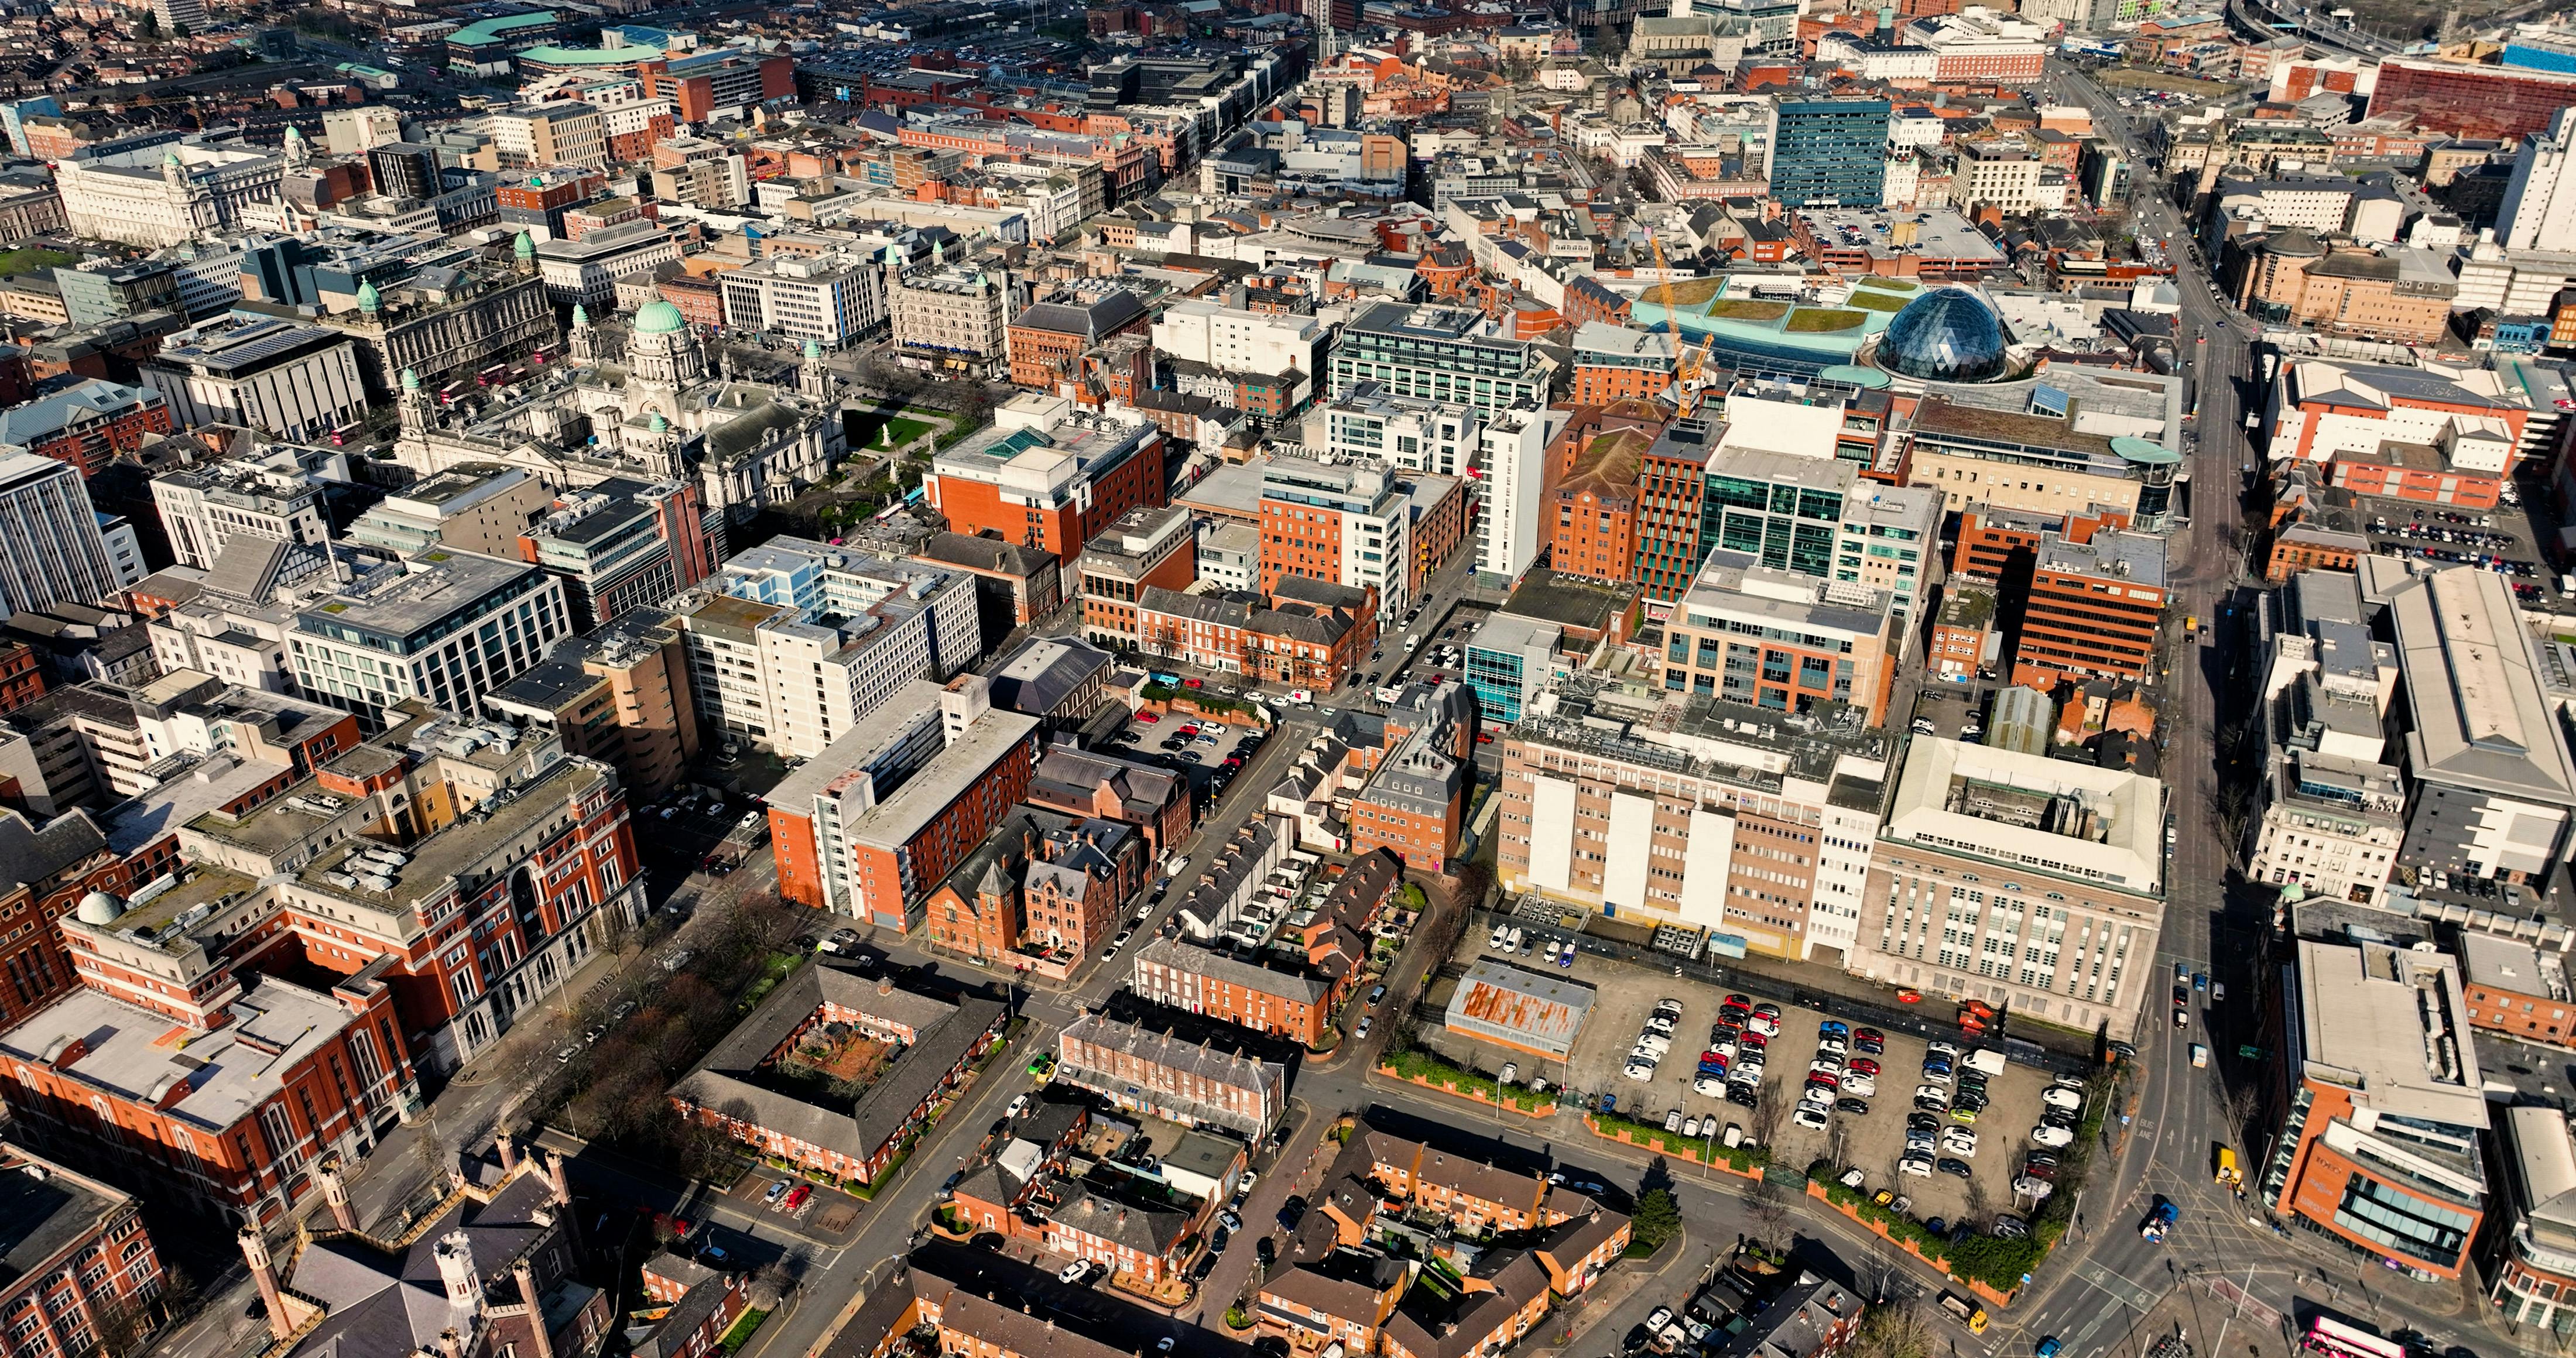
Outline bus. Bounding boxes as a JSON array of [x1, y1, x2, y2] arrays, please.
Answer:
[[437, 382, 464, 405], [328, 421, 362, 447], [2300, 1318, 2404, 1358], [478, 363, 507, 387]]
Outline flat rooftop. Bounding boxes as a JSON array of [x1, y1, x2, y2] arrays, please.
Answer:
[[0, 975, 362, 1133], [2296, 937, 2489, 1130]]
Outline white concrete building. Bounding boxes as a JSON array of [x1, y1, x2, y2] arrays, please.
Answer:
[[1151, 299, 1325, 380], [55, 140, 285, 247], [2499, 107, 2576, 255], [1476, 405, 1561, 579], [0, 452, 121, 617], [1259, 455, 1412, 617], [287, 551, 571, 726], [141, 318, 371, 443], [1320, 385, 1484, 478], [717, 250, 887, 349], [673, 546, 980, 759]]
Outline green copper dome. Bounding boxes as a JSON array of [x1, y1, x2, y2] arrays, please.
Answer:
[[632, 300, 686, 335], [357, 280, 380, 313], [648, 412, 669, 433], [401, 368, 420, 391], [513, 230, 536, 259], [572, 303, 590, 326], [803, 338, 821, 361]]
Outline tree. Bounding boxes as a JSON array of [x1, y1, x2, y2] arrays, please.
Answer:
[[138, 11, 160, 37], [1632, 1186, 1681, 1251], [1851, 1298, 1938, 1358]]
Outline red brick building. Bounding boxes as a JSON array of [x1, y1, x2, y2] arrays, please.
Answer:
[[926, 401, 1168, 558], [1075, 505, 1197, 647], [1006, 290, 1151, 390], [2326, 445, 2503, 509], [1129, 935, 1342, 1048], [1547, 428, 1650, 584], [0, 639, 43, 715], [0, 380, 172, 479], [770, 688, 1043, 932], [0, 1146, 166, 1358], [0, 810, 120, 1031], [920, 809, 1147, 968]]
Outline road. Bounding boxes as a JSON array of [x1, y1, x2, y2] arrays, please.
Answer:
[[1991, 63, 2516, 1358]]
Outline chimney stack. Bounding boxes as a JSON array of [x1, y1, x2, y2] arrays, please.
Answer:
[[317, 1158, 359, 1232], [498, 1130, 520, 1174], [439, 1330, 464, 1358], [240, 1229, 293, 1341], [543, 1150, 573, 1208], [515, 1261, 556, 1358]]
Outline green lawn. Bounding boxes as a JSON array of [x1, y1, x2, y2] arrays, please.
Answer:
[[875, 416, 937, 449], [1845, 290, 1911, 313], [1784, 308, 1866, 333], [0, 248, 73, 280], [717, 1309, 770, 1354]]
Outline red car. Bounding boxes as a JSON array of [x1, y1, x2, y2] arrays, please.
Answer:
[[783, 1184, 811, 1211], [1476, 732, 1495, 743], [1849, 1058, 1881, 1077], [1896, 989, 1923, 1004], [1181, 677, 1204, 688], [1738, 1032, 1767, 1051], [1137, 712, 1160, 724]]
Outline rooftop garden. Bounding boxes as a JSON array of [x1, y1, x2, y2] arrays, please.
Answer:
[[1783, 308, 1868, 333]]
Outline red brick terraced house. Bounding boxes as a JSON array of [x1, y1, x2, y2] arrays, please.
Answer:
[[1258, 1250, 1407, 1354], [1128, 936, 1343, 1048], [669, 962, 1009, 1188]]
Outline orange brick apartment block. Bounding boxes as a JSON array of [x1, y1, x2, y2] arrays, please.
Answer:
[[1549, 427, 1651, 584], [1567, 322, 1674, 407]]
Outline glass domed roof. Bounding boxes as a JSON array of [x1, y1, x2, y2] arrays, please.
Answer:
[[1878, 287, 2011, 383]]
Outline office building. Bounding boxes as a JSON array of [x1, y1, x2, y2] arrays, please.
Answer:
[[1323, 384, 1484, 479], [287, 551, 571, 727], [486, 102, 608, 173], [1498, 690, 1888, 961], [1349, 682, 1477, 875], [2385, 567, 2576, 886], [1327, 303, 1553, 412], [1568, 323, 1677, 406], [53, 261, 180, 328], [1077, 505, 1197, 649], [1770, 99, 1892, 208], [2263, 938, 2487, 1279], [1479, 406, 1562, 581], [1259, 456, 1411, 616], [1464, 613, 1561, 724], [1006, 289, 1150, 390], [0, 453, 122, 619], [349, 463, 553, 560], [1152, 300, 1325, 384], [925, 396, 1167, 557], [149, 449, 335, 570], [1857, 736, 2166, 1039], [532, 221, 683, 311], [485, 611, 699, 801], [139, 319, 370, 443], [2366, 56, 2576, 144], [518, 478, 716, 629], [2496, 108, 2576, 252], [1658, 552, 1899, 726], [890, 264, 1012, 374], [2000, 529, 2166, 688], [367, 142, 441, 201], [2485, 1105, 2576, 1332], [673, 546, 978, 760], [0, 1146, 164, 1357], [53, 139, 285, 248], [1906, 396, 2181, 529], [718, 251, 886, 350]]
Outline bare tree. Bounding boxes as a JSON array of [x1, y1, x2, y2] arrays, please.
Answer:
[[1851, 1297, 1938, 1358], [1746, 1184, 1791, 1255], [1746, 1076, 1787, 1149]]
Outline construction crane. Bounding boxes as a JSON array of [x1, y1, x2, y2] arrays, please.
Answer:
[[1646, 234, 1722, 416]]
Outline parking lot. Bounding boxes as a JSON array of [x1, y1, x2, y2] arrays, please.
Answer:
[[1106, 708, 1265, 804], [1427, 930, 2065, 1233], [2361, 498, 2558, 606]]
